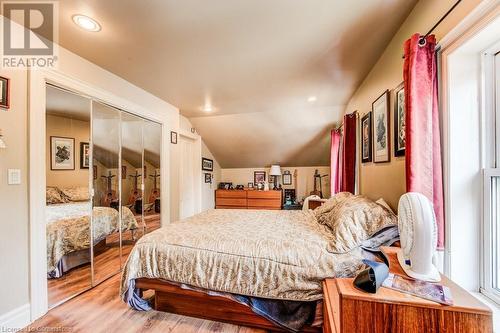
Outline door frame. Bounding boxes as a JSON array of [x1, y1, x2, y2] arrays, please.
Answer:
[[28, 68, 171, 321], [178, 131, 202, 219]]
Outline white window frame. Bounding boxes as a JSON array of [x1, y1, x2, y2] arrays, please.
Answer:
[[481, 44, 500, 304]]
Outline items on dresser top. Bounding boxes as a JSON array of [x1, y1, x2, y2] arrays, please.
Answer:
[[215, 189, 282, 210], [322, 246, 493, 333]]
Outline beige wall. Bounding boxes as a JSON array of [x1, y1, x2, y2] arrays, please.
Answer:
[[344, 0, 481, 209], [221, 166, 330, 201], [45, 115, 90, 188], [0, 69, 30, 315]]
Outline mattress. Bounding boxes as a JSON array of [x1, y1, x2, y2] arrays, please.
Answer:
[[121, 209, 367, 302]]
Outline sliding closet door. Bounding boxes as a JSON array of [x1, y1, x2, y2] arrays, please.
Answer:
[[45, 85, 92, 307], [91, 101, 122, 284], [121, 112, 145, 255], [143, 120, 162, 232]]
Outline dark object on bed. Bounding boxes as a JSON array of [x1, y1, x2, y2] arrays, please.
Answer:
[[134, 278, 321, 332], [134, 199, 142, 214], [154, 198, 160, 213]]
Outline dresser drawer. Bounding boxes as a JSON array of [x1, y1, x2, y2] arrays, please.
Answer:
[[247, 199, 281, 209], [247, 190, 281, 199], [216, 190, 247, 198], [216, 198, 247, 207]]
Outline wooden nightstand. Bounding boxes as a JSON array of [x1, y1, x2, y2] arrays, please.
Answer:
[[322, 247, 493, 333]]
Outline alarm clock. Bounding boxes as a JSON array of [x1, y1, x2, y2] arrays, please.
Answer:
[[397, 192, 441, 282]]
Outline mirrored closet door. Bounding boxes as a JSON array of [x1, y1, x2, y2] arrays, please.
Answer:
[[45, 85, 92, 307], [45, 84, 163, 308]]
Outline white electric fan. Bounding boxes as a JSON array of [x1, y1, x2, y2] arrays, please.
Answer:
[[397, 192, 441, 282]]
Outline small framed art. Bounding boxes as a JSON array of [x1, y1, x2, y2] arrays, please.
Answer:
[[394, 83, 405, 157], [80, 142, 90, 169], [50, 136, 75, 170], [361, 112, 372, 163], [248, 182, 254, 188], [282, 171, 292, 185], [204, 173, 212, 184], [372, 90, 390, 163], [254, 171, 266, 184], [0, 76, 10, 109], [202, 157, 213, 171], [170, 131, 178, 144]]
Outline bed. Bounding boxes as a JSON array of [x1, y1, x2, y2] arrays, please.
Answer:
[[46, 201, 139, 278], [120, 193, 398, 332]]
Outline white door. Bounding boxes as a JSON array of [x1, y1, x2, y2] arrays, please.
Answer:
[[179, 135, 196, 219]]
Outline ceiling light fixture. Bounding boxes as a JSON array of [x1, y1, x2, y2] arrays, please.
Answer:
[[72, 14, 101, 32], [307, 96, 317, 102], [202, 105, 213, 112]]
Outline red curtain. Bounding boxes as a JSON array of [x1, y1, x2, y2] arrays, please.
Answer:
[[330, 129, 342, 194], [403, 34, 445, 249], [341, 113, 357, 194]]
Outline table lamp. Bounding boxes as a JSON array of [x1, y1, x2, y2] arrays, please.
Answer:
[[270, 165, 281, 190]]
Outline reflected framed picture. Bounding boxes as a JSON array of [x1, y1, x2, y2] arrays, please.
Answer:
[[80, 142, 90, 169], [372, 90, 390, 163], [394, 83, 405, 157], [0, 76, 10, 109], [93, 165, 97, 180], [361, 112, 372, 163], [50, 136, 75, 170], [121, 165, 127, 179], [254, 171, 266, 184], [202, 157, 213, 171]]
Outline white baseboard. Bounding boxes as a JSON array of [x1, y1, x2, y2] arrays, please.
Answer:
[[0, 304, 31, 332]]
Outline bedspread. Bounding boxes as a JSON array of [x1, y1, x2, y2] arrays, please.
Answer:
[[46, 203, 138, 275], [120, 209, 375, 301]]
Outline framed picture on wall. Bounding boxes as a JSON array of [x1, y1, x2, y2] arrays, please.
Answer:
[[204, 173, 212, 184], [0, 76, 10, 109], [202, 157, 213, 171], [361, 112, 372, 163], [254, 171, 266, 184], [282, 171, 292, 185], [50, 136, 75, 170], [372, 90, 390, 163], [80, 142, 90, 169], [394, 83, 406, 157], [170, 131, 178, 144]]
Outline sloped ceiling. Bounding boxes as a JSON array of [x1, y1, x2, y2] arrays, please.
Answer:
[[56, 0, 417, 167]]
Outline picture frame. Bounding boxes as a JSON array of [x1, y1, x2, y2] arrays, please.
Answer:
[[170, 131, 178, 144], [254, 171, 266, 184], [282, 171, 292, 185], [93, 165, 97, 180], [50, 136, 75, 170], [394, 83, 405, 157], [0, 76, 10, 109], [80, 142, 90, 169], [361, 112, 372, 163], [202, 157, 214, 171], [204, 173, 212, 184], [247, 182, 254, 188], [372, 90, 390, 163]]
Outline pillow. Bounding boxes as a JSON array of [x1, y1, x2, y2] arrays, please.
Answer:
[[59, 187, 90, 202], [376, 198, 395, 214], [316, 195, 398, 253], [46, 187, 67, 205], [313, 192, 353, 217]]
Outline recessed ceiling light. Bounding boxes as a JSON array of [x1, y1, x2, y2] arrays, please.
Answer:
[[72, 15, 101, 32], [308, 96, 317, 102], [202, 105, 213, 112]]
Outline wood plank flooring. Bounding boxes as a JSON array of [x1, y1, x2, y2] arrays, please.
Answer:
[[31, 273, 267, 333]]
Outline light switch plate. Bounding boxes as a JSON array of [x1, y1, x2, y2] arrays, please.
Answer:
[[8, 169, 21, 185]]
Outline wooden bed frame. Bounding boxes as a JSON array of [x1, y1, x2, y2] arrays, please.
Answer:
[[135, 278, 322, 332]]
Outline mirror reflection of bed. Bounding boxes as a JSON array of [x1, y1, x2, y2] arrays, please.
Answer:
[[45, 84, 162, 309]]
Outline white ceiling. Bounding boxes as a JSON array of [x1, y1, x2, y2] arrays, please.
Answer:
[[56, 0, 417, 168]]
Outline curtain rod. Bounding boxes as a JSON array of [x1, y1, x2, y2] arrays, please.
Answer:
[[335, 111, 358, 131]]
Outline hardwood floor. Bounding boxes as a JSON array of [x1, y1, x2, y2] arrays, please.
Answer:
[[48, 214, 160, 307], [33, 273, 267, 333]]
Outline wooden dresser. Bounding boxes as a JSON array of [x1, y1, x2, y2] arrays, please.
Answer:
[[215, 189, 282, 210], [323, 247, 493, 333]]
